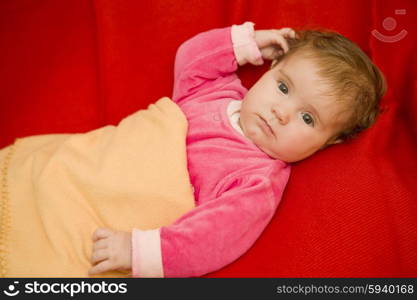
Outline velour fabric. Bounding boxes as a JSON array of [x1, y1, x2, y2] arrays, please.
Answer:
[[0, 0, 415, 277]]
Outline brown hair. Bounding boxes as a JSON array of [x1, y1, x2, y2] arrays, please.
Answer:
[[271, 30, 387, 142]]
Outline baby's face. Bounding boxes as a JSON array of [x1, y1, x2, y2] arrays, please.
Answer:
[[239, 52, 349, 162]]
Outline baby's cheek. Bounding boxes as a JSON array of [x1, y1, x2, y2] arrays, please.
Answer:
[[244, 125, 259, 139], [274, 136, 309, 162]]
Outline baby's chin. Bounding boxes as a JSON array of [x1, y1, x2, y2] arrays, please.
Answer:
[[251, 140, 282, 160], [255, 142, 301, 162]]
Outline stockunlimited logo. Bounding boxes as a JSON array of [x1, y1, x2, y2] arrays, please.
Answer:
[[3, 281, 20, 297]]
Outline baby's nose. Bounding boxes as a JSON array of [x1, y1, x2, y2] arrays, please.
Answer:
[[271, 106, 289, 125]]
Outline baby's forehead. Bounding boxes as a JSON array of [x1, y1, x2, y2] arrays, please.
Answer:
[[276, 53, 322, 82], [280, 49, 317, 68]]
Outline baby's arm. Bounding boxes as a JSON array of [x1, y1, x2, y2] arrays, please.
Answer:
[[88, 169, 287, 277], [172, 25, 241, 102], [173, 22, 294, 102], [132, 167, 289, 277]]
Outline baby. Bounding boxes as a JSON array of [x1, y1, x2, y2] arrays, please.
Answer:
[[89, 22, 386, 277]]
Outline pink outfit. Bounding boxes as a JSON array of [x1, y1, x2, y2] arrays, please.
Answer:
[[132, 23, 291, 277]]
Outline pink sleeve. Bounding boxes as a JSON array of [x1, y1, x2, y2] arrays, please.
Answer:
[[131, 228, 163, 277], [172, 22, 263, 103], [231, 22, 264, 66]]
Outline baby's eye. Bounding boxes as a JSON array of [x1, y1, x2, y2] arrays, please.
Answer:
[[277, 82, 289, 95], [301, 112, 314, 126]]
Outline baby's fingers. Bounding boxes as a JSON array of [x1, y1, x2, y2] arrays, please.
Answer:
[[91, 248, 108, 265], [272, 34, 290, 53], [92, 228, 112, 241], [93, 239, 108, 252], [89, 259, 113, 275], [278, 27, 297, 39]]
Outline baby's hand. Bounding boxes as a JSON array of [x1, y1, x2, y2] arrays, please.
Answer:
[[89, 228, 132, 276], [254, 28, 297, 60]]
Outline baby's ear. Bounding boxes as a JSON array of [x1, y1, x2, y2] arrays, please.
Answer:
[[270, 59, 278, 69], [329, 139, 343, 145], [320, 138, 343, 150]]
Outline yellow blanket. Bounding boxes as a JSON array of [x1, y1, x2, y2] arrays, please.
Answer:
[[0, 97, 195, 277]]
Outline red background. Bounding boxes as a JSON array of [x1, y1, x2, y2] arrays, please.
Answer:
[[0, 0, 416, 277]]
